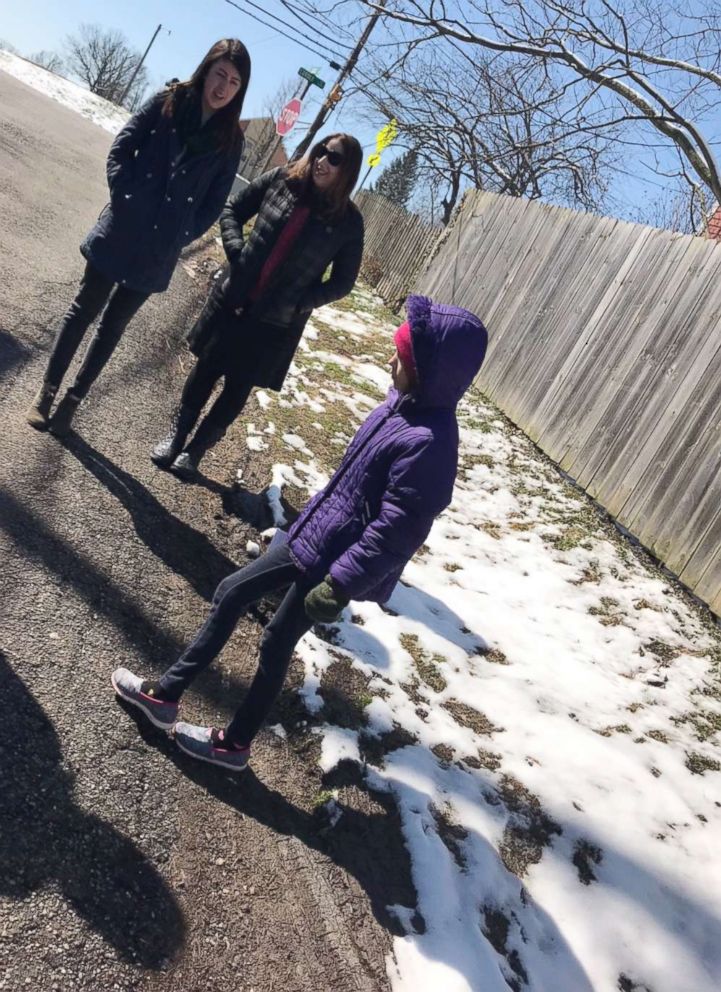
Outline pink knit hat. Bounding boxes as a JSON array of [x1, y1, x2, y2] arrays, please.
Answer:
[[393, 321, 417, 385]]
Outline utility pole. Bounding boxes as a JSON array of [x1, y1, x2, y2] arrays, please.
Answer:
[[290, 0, 386, 161], [118, 23, 162, 106]]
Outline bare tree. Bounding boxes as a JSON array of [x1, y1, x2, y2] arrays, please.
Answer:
[[64, 24, 149, 109], [0, 39, 19, 54], [344, 0, 721, 229], [356, 47, 612, 223], [29, 50, 65, 74]]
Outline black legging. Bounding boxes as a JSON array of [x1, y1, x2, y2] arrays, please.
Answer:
[[181, 341, 255, 436], [44, 262, 149, 397]]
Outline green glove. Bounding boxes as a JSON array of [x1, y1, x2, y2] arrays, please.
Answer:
[[304, 576, 349, 623]]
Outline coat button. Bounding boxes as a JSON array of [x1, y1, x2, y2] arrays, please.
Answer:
[[146, 172, 152, 178], [150, 129, 156, 134], [185, 230, 190, 236], [187, 196, 193, 202], [166, 195, 171, 201], [181, 169, 186, 175], [154, 224, 158, 230]]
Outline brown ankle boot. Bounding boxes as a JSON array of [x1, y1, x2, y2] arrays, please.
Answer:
[[49, 391, 81, 437], [26, 383, 57, 431]]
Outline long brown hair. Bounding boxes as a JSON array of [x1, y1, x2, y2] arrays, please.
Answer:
[[162, 39, 251, 154], [286, 133, 363, 220]]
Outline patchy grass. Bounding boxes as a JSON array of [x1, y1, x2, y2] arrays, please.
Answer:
[[462, 748, 503, 772], [572, 560, 603, 585], [643, 639, 683, 665], [496, 774, 563, 878], [595, 723, 632, 737], [432, 743, 455, 765], [588, 596, 626, 627], [674, 708, 721, 743], [480, 522, 503, 540], [684, 751, 721, 775], [317, 659, 373, 730], [400, 633, 448, 693], [573, 839, 603, 885], [481, 906, 529, 992], [443, 699, 503, 735], [462, 453, 495, 471], [431, 804, 469, 871], [312, 789, 336, 809], [359, 725, 418, 768]]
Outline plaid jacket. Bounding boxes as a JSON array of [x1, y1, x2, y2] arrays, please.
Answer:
[[186, 168, 364, 389]]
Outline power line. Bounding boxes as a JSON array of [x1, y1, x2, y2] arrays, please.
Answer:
[[223, 0, 347, 66], [277, 0, 357, 47]]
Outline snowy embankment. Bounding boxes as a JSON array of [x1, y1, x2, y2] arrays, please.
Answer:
[[0, 50, 128, 134], [250, 289, 721, 992]]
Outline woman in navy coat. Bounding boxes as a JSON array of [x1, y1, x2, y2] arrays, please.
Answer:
[[27, 38, 251, 436]]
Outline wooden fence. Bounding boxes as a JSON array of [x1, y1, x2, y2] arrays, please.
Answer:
[[354, 191, 443, 304], [356, 189, 721, 616]]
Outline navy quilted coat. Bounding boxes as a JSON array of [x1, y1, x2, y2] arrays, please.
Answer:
[[81, 93, 242, 294], [287, 295, 488, 603]]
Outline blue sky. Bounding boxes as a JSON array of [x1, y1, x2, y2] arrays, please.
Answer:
[[0, 0, 378, 154], [2, 0, 719, 223]]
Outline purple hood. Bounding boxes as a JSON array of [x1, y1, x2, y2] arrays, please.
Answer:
[[406, 295, 487, 409]]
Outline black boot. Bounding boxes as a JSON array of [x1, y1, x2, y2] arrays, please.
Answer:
[[170, 417, 226, 481], [151, 405, 198, 468], [26, 382, 57, 431], [49, 390, 81, 437]]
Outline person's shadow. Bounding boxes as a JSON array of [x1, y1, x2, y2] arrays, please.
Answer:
[[142, 727, 417, 938], [0, 652, 185, 966], [63, 434, 239, 602]]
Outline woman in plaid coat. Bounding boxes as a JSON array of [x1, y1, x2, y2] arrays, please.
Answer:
[[152, 133, 364, 478]]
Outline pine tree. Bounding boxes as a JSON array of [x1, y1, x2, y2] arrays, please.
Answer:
[[372, 149, 420, 209]]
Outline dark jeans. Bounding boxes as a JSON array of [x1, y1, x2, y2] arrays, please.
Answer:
[[158, 541, 315, 745], [44, 262, 149, 397]]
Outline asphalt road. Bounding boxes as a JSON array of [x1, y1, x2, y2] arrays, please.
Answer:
[[0, 71, 406, 991]]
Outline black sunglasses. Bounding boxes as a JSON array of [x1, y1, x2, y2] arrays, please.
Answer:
[[317, 145, 344, 167]]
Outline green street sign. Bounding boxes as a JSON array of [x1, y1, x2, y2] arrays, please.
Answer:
[[298, 67, 326, 89]]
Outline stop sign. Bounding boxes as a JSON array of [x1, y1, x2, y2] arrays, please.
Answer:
[[276, 98, 302, 136]]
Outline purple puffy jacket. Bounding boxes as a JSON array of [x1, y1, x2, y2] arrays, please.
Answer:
[[287, 295, 488, 603]]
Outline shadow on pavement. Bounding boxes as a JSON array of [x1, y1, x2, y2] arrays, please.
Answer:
[[128, 707, 417, 940], [0, 652, 186, 966], [0, 327, 31, 382], [63, 434, 238, 602]]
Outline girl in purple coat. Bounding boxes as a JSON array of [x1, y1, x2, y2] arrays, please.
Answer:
[[111, 295, 488, 771]]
